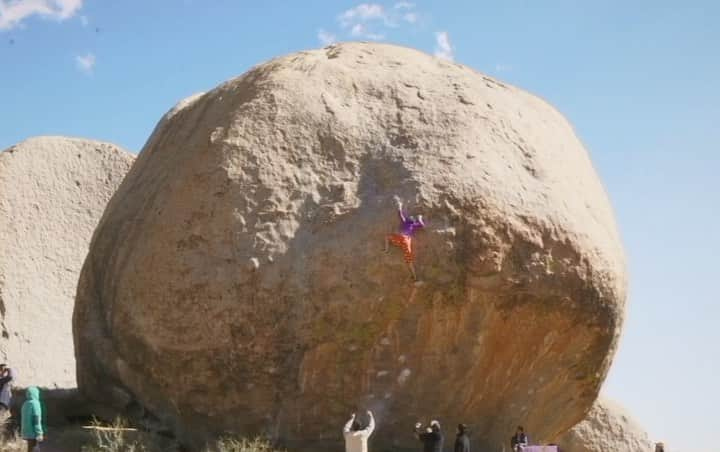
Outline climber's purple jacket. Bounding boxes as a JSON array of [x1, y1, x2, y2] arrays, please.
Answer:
[[398, 209, 424, 236]]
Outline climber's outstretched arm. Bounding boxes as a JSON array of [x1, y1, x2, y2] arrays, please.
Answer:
[[397, 202, 406, 223]]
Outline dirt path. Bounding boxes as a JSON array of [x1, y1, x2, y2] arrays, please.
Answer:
[[42, 425, 92, 451], [41, 437, 73, 452]]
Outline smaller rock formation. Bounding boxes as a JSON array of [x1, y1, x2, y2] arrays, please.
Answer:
[[557, 397, 654, 452], [0, 136, 134, 388]]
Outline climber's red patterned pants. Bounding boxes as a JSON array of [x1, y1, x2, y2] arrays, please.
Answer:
[[388, 233, 414, 263]]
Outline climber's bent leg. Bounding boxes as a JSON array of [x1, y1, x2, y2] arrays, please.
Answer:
[[408, 262, 418, 281], [387, 233, 416, 280]]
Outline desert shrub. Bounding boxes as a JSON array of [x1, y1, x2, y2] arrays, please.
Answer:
[[205, 437, 285, 452], [0, 433, 23, 452], [0, 414, 23, 452], [80, 417, 282, 452], [80, 418, 150, 452]]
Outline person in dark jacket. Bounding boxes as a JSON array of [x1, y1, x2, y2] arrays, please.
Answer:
[[0, 364, 13, 412], [510, 426, 528, 451], [454, 423, 470, 452], [414, 420, 443, 452]]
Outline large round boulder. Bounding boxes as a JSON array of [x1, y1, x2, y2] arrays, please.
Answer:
[[557, 397, 655, 452], [0, 136, 134, 388], [74, 42, 626, 450]]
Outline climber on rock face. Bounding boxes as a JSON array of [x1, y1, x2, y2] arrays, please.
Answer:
[[384, 199, 424, 281]]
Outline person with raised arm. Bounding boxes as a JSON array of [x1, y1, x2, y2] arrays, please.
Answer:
[[414, 420, 444, 452], [343, 410, 376, 452]]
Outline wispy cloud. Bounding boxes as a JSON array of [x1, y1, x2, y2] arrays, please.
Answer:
[[79, 14, 88, 26], [336, 3, 394, 40], [317, 1, 455, 61], [317, 28, 336, 46], [75, 52, 95, 74], [339, 3, 386, 28], [402, 12, 417, 23], [434, 31, 454, 61], [320, 1, 421, 45], [350, 23, 384, 40], [0, 0, 84, 30], [394, 1, 414, 9], [494, 63, 512, 72]]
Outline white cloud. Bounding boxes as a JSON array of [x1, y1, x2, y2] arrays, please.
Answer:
[[321, 2, 426, 46], [75, 52, 95, 73], [403, 12, 417, 23], [350, 23, 384, 40], [317, 28, 336, 46], [338, 3, 386, 27], [337, 3, 391, 40], [0, 0, 84, 30], [434, 31, 454, 61], [495, 63, 512, 72], [394, 1, 414, 9], [79, 14, 87, 26]]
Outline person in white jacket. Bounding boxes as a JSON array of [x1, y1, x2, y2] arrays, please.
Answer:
[[343, 410, 375, 452]]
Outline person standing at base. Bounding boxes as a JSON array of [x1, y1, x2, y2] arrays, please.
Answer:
[[343, 410, 375, 452], [21, 387, 43, 452], [0, 364, 13, 414], [414, 420, 444, 452], [455, 423, 470, 452], [510, 426, 528, 451]]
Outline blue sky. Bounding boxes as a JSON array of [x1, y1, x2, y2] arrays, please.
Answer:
[[1, 1, 718, 451]]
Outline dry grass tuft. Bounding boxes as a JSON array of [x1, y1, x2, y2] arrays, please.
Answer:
[[80, 418, 151, 452], [0, 434, 23, 452], [204, 437, 286, 452], [0, 413, 23, 452], [0, 414, 284, 452]]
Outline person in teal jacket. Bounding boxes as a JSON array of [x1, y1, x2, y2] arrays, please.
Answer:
[[21, 387, 44, 451]]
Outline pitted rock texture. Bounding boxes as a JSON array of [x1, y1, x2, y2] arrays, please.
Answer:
[[0, 136, 134, 388], [557, 397, 654, 452], [74, 42, 626, 450]]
